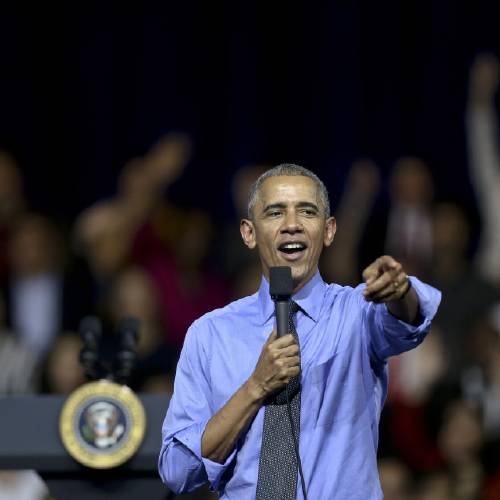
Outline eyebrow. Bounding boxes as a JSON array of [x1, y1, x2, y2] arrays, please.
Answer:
[[262, 201, 320, 212]]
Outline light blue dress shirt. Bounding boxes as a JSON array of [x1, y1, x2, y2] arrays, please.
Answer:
[[159, 271, 441, 499]]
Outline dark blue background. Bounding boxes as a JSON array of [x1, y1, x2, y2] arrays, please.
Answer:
[[1, 1, 498, 221]]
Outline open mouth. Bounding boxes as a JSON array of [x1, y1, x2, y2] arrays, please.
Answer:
[[278, 242, 307, 260]]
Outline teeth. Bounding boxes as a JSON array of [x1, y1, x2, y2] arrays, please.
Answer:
[[281, 243, 304, 250]]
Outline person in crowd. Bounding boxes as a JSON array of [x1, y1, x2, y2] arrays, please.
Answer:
[[42, 333, 86, 394], [430, 201, 498, 381], [0, 150, 27, 284], [73, 201, 132, 285], [321, 158, 380, 286], [466, 53, 500, 287], [385, 156, 435, 277], [220, 163, 267, 291], [0, 293, 37, 395], [0, 292, 48, 500], [117, 132, 193, 242], [106, 266, 177, 394], [137, 207, 231, 351], [2, 214, 65, 360], [413, 470, 454, 500], [72, 199, 134, 319], [462, 313, 500, 446], [378, 457, 412, 500], [0, 470, 49, 500], [361, 155, 435, 280], [436, 400, 485, 500]]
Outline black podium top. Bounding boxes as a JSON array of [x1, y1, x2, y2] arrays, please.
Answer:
[[0, 394, 169, 472]]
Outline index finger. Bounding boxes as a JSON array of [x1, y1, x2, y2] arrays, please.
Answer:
[[270, 333, 297, 349], [363, 262, 401, 296], [377, 255, 400, 272]]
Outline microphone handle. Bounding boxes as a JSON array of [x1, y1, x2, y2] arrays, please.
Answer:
[[275, 300, 290, 338]]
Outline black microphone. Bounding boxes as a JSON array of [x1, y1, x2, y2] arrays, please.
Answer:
[[114, 316, 140, 385], [79, 316, 103, 381], [269, 266, 293, 337], [269, 266, 308, 500]]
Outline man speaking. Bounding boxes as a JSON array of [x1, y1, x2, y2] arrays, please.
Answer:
[[158, 164, 441, 499]]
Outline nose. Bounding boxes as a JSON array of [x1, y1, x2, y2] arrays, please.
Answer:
[[280, 210, 303, 234]]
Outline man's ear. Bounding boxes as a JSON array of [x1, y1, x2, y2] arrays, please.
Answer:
[[240, 218, 257, 249], [323, 216, 336, 248]]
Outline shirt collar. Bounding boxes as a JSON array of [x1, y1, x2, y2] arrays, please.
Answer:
[[257, 270, 326, 325]]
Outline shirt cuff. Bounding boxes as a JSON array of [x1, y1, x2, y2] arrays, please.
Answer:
[[370, 276, 441, 360], [174, 418, 237, 490]]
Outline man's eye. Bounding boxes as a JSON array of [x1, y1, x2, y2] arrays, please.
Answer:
[[300, 209, 316, 216], [268, 211, 282, 217]]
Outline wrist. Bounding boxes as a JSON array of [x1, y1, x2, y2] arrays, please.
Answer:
[[243, 377, 267, 405]]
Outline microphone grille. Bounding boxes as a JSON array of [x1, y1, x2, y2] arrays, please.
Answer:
[[78, 316, 102, 338], [269, 266, 293, 298]]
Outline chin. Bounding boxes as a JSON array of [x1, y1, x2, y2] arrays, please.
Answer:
[[291, 267, 312, 289]]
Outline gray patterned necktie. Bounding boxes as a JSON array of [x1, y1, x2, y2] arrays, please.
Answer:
[[256, 301, 301, 500]]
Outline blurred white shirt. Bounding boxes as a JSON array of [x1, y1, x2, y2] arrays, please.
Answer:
[[11, 273, 61, 359], [0, 471, 48, 500]]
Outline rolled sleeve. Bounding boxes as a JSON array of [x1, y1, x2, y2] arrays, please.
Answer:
[[364, 276, 442, 361], [202, 451, 238, 489], [175, 418, 237, 489], [158, 322, 236, 493]]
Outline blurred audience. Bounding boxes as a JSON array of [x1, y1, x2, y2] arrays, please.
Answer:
[[116, 133, 231, 349]]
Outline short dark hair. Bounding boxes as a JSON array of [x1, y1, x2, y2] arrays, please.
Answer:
[[247, 163, 330, 218]]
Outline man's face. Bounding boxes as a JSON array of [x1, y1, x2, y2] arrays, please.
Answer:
[[241, 175, 336, 292]]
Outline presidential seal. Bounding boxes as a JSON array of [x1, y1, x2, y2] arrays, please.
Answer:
[[59, 380, 146, 469]]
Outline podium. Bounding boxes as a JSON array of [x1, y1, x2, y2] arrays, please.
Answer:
[[0, 394, 171, 500]]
